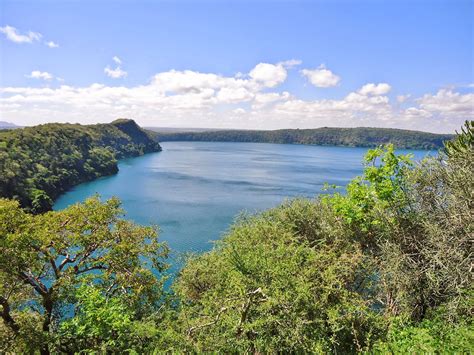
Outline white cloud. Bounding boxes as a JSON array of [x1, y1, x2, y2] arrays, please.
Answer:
[[217, 87, 254, 103], [301, 65, 340, 88], [417, 89, 474, 116], [358, 83, 391, 96], [249, 63, 287, 88], [45, 41, 59, 48], [253, 92, 291, 109], [104, 66, 127, 79], [401, 107, 432, 119], [278, 59, 302, 68], [397, 94, 411, 103], [1, 62, 472, 133], [104, 56, 127, 79], [27, 71, 53, 81], [232, 108, 246, 115], [0, 25, 42, 43], [112, 56, 122, 65]]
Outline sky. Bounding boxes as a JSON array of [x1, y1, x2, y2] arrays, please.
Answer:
[[0, 0, 472, 133]]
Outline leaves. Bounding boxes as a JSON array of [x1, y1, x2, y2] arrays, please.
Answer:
[[0, 196, 168, 353], [0, 120, 161, 213]]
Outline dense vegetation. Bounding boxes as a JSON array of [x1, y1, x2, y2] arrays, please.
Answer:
[[0, 119, 161, 213], [0, 121, 472, 353], [151, 126, 453, 150], [0, 197, 169, 354]]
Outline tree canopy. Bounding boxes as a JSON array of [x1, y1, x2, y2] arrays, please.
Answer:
[[0, 196, 168, 354], [0, 119, 161, 213], [151, 126, 453, 150]]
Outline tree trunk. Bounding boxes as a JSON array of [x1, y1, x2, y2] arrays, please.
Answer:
[[40, 294, 54, 355]]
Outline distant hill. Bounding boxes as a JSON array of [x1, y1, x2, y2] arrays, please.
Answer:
[[145, 126, 226, 133], [0, 119, 161, 212], [150, 127, 454, 150], [0, 121, 20, 129]]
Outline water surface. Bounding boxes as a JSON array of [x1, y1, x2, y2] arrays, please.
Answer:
[[54, 142, 431, 260]]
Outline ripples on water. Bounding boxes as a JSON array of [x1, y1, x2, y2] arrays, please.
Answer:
[[54, 142, 432, 266]]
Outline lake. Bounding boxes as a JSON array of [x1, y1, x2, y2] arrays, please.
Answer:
[[54, 142, 432, 263]]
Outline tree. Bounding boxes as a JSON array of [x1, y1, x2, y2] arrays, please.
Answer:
[[172, 199, 384, 353], [0, 196, 168, 354], [0, 119, 161, 213], [328, 130, 472, 323]]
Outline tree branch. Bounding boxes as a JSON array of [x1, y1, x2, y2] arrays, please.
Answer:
[[236, 288, 268, 336], [19, 271, 48, 296], [0, 296, 19, 333], [75, 264, 107, 275], [187, 306, 229, 336]]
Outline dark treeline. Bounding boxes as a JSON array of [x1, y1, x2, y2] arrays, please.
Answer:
[[151, 126, 453, 150], [0, 119, 161, 213]]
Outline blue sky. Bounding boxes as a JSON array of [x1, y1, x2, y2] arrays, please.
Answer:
[[0, 0, 472, 132]]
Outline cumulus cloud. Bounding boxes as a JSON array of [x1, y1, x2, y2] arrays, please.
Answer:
[[401, 107, 432, 120], [26, 71, 53, 80], [301, 65, 340, 88], [104, 56, 127, 79], [253, 92, 291, 109], [358, 83, 391, 96], [0, 25, 42, 43], [417, 89, 474, 116], [217, 87, 254, 103], [1, 61, 472, 133], [249, 63, 287, 88], [45, 41, 59, 48]]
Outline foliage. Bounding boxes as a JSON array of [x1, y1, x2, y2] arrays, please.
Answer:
[[0, 119, 161, 213], [371, 316, 474, 354], [170, 200, 384, 353], [444, 120, 473, 157], [0, 121, 472, 353], [0, 196, 168, 354], [58, 285, 136, 352], [57, 284, 167, 353], [151, 126, 453, 150], [328, 144, 413, 234]]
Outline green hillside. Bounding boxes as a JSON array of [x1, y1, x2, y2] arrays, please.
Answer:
[[0, 119, 161, 212], [151, 126, 453, 150]]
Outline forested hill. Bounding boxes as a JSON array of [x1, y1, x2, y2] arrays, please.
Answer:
[[151, 127, 453, 150], [0, 119, 161, 213]]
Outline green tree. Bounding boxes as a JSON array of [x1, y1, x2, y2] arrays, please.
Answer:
[[0, 196, 168, 354], [327, 134, 472, 323], [172, 200, 384, 353], [0, 119, 161, 213]]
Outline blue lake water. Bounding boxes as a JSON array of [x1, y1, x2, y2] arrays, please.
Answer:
[[54, 142, 432, 264]]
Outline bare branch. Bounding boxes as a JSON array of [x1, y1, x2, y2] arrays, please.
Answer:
[[187, 306, 229, 336]]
